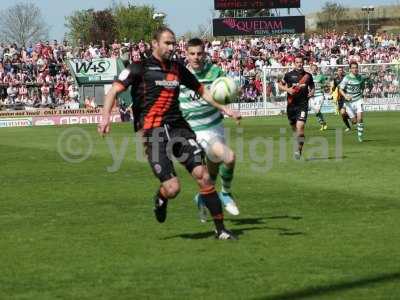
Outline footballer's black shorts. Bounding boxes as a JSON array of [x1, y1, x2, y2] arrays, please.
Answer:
[[287, 105, 308, 125], [337, 99, 345, 110], [142, 124, 204, 183]]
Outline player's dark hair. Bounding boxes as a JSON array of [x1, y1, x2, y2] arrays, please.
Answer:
[[350, 61, 358, 68], [152, 27, 175, 41], [295, 54, 304, 61], [187, 38, 204, 49]]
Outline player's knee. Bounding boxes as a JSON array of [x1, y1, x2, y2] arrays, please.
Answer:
[[164, 185, 180, 198], [162, 179, 180, 198], [297, 128, 305, 136], [192, 165, 203, 179], [192, 165, 211, 187], [223, 150, 235, 166], [296, 122, 305, 132]]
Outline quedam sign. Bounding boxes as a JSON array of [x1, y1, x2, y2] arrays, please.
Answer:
[[214, 0, 300, 10], [213, 16, 305, 36]]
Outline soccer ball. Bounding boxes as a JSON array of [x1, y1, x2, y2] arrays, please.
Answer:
[[210, 77, 238, 104], [153, 12, 165, 20]]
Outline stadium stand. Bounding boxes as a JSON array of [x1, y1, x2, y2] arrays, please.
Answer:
[[0, 31, 399, 111]]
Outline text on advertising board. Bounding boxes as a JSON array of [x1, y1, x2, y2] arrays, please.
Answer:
[[214, 0, 301, 10], [213, 16, 305, 36]]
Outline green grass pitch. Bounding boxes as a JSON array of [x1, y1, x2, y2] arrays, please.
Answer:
[[1, 112, 400, 299]]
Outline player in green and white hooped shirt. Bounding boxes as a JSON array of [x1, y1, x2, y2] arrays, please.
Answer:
[[339, 61, 366, 142], [310, 64, 328, 131], [179, 38, 240, 221]]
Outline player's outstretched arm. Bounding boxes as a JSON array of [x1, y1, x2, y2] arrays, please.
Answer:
[[200, 86, 241, 124], [98, 83, 124, 136]]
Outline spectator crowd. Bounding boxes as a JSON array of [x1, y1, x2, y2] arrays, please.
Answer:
[[0, 31, 400, 111], [194, 31, 400, 101]]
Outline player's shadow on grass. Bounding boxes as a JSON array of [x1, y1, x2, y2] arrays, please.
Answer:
[[265, 215, 303, 221], [227, 216, 302, 225], [162, 225, 304, 240], [258, 271, 400, 300], [231, 226, 304, 237], [305, 156, 346, 161], [228, 217, 266, 225]]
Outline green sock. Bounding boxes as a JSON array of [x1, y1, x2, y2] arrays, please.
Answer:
[[316, 112, 325, 125], [219, 164, 234, 194], [357, 122, 364, 138]]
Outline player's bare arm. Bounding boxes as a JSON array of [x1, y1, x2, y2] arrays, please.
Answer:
[[278, 80, 295, 95], [308, 87, 315, 98], [339, 88, 351, 101], [98, 83, 125, 136]]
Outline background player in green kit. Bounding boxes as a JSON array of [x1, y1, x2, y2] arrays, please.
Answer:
[[178, 38, 240, 221], [309, 64, 328, 131], [339, 61, 366, 142]]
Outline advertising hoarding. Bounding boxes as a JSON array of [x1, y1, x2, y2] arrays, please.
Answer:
[[213, 16, 305, 36], [214, 0, 300, 10]]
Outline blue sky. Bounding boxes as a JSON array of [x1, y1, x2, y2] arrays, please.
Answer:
[[0, 0, 396, 40]]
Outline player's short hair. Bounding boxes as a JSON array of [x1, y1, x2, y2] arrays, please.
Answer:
[[295, 54, 304, 61], [152, 27, 175, 41], [349, 61, 358, 68], [187, 38, 204, 49]]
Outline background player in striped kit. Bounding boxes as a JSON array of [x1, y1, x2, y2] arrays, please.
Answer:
[[339, 61, 366, 142], [309, 64, 328, 131], [178, 38, 240, 222]]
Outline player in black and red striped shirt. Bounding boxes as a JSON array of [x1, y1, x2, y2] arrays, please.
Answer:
[[278, 55, 315, 160], [98, 27, 241, 240]]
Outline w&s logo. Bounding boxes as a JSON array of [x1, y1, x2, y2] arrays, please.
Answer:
[[74, 60, 111, 75]]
